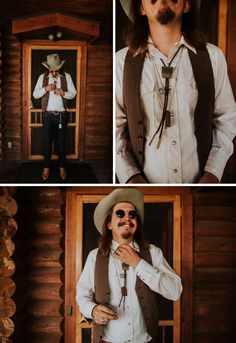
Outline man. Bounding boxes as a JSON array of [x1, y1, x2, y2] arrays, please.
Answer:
[[76, 188, 182, 343], [116, 0, 236, 183], [33, 53, 76, 181]]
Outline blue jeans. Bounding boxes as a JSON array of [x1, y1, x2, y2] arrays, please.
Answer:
[[42, 112, 68, 168]]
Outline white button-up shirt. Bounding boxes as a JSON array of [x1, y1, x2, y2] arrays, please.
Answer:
[[116, 37, 236, 183], [33, 72, 76, 111], [76, 240, 182, 343]]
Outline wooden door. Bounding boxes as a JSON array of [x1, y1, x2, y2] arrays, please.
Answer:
[[65, 191, 182, 343], [22, 40, 87, 161]]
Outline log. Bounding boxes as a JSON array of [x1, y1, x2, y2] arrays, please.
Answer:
[[0, 257, 15, 277], [0, 317, 14, 337], [0, 239, 15, 258], [0, 279, 15, 297], [28, 284, 62, 301], [28, 300, 62, 317], [0, 194, 17, 216], [0, 216, 18, 238], [26, 317, 62, 334], [0, 338, 12, 343], [28, 268, 63, 284], [0, 296, 16, 317]]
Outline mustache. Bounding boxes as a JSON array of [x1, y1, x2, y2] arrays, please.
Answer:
[[118, 221, 135, 228]]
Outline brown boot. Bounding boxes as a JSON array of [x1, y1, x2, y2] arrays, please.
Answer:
[[42, 168, 49, 181], [59, 167, 67, 180]]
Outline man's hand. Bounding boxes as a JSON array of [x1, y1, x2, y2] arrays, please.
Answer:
[[198, 171, 219, 183], [127, 174, 148, 184], [115, 245, 141, 268], [92, 304, 118, 325], [45, 83, 56, 92], [55, 88, 65, 96]]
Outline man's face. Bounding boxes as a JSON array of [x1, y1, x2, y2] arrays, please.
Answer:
[[108, 202, 138, 243], [140, 0, 190, 25], [50, 70, 60, 77]]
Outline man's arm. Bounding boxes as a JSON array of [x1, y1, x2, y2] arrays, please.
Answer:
[[115, 244, 182, 301], [76, 249, 117, 323], [33, 74, 47, 99], [116, 49, 148, 183], [62, 73, 77, 100], [203, 45, 236, 182]]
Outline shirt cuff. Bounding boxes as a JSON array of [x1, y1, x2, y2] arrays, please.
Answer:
[[204, 147, 231, 181], [83, 302, 98, 319]]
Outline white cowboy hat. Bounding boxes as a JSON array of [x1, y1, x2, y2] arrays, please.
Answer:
[[94, 188, 144, 234], [42, 53, 65, 71], [119, 0, 202, 21]]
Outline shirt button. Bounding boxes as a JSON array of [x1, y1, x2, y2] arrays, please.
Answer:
[[172, 140, 176, 145], [173, 168, 178, 173]]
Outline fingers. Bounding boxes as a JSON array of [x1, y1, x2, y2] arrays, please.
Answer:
[[93, 304, 118, 324]]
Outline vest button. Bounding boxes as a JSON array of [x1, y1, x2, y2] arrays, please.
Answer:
[[138, 135, 143, 141], [138, 120, 143, 125], [106, 292, 110, 296], [138, 151, 143, 155]]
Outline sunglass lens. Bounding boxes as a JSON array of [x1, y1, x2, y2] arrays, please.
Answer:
[[129, 210, 138, 219], [116, 209, 125, 218]]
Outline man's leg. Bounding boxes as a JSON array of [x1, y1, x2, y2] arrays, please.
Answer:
[[57, 112, 68, 179], [42, 113, 54, 179]]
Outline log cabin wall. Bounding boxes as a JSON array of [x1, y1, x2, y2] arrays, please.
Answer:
[[0, 0, 112, 162], [0, 188, 18, 343], [193, 187, 236, 343], [12, 187, 65, 343]]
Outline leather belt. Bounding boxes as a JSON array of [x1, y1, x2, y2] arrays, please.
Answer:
[[45, 111, 66, 115]]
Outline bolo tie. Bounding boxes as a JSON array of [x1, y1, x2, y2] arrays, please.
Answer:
[[119, 262, 129, 310], [149, 44, 184, 148]]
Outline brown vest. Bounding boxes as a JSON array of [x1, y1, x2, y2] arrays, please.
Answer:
[[123, 47, 215, 179], [41, 72, 68, 112], [94, 246, 160, 343]]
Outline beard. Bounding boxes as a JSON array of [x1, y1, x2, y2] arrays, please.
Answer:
[[155, 3, 176, 25], [121, 231, 133, 240]]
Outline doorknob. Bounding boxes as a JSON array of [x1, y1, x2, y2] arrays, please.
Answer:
[[68, 305, 73, 316]]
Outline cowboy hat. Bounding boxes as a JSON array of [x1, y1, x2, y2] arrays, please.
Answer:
[[42, 53, 65, 71], [119, 0, 202, 22], [94, 188, 144, 234]]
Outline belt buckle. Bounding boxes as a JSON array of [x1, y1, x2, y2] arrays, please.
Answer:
[[54, 110, 60, 115]]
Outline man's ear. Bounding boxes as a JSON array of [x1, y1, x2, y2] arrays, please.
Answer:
[[140, 2, 146, 16], [184, 0, 190, 13]]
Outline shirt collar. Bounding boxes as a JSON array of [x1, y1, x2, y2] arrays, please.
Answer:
[[147, 34, 197, 56], [110, 240, 140, 253], [48, 72, 63, 78]]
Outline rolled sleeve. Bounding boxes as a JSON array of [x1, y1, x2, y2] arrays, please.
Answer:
[[135, 245, 182, 301], [76, 249, 98, 319], [205, 45, 236, 180]]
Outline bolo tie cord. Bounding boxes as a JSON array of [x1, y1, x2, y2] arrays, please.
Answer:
[[149, 44, 184, 147]]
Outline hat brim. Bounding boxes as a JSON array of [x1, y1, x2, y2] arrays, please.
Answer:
[[94, 188, 144, 234], [42, 60, 65, 71], [119, 0, 202, 22]]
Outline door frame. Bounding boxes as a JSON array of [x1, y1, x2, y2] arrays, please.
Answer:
[[65, 187, 193, 343], [22, 40, 87, 161]]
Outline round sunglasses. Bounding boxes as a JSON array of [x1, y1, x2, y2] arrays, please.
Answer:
[[115, 209, 138, 219]]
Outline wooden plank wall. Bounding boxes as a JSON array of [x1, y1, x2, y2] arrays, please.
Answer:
[[85, 45, 112, 160], [1, 35, 22, 160], [12, 187, 65, 343], [193, 187, 236, 343]]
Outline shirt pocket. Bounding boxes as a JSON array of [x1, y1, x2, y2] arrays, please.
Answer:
[[177, 77, 198, 120]]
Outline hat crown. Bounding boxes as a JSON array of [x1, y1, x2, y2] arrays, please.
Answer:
[[42, 53, 65, 71]]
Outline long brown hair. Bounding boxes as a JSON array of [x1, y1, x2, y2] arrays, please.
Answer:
[[98, 213, 149, 256], [125, 0, 206, 55]]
